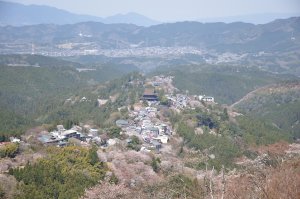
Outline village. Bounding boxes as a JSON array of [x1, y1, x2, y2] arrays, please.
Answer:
[[33, 75, 215, 152], [1, 74, 300, 199]]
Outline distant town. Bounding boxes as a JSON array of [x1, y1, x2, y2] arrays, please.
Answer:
[[0, 42, 259, 64]]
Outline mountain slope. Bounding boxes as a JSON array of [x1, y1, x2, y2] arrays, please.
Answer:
[[233, 82, 300, 138], [0, 1, 103, 26], [0, 54, 139, 138], [154, 64, 298, 104], [0, 54, 138, 114]]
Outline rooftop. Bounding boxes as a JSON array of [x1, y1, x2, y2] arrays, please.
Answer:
[[143, 88, 156, 96]]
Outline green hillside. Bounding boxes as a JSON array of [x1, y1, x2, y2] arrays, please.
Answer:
[[233, 82, 300, 138], [0, 55, 140, 139], [154, 64, 297, 104]]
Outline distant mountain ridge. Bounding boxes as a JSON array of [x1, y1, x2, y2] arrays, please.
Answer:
[[197, 13, 300, 24], [0, 17, 299, 53], [0, 1, 159, 26]]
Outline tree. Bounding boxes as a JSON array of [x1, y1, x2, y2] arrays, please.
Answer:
[[88, 145, 99, 166], [108, 126, 121, 138], [127, 135, 141, 151], [0, 143, 18, 158], [151, 157, 161, 173], [222, 108, 229, 120]]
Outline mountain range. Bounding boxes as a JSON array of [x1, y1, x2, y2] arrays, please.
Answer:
[[197, 13, 300, 25], [0, 1, 160, 26], [0, 17, 299, 53], [1, 1, 299, 27]]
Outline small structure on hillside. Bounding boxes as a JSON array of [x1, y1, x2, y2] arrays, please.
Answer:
[[97, 99, 108, 107], [154, 135, 169, 144], [57, 125, 65, 132], [199, 95, 214, 102], [142, 89, 158, 101], [116, 119, 129, 128], [151, 140, 162, 151], [61, 130, 81, 139]]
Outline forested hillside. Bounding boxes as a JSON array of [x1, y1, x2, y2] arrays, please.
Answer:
[[0, 55, 139, 139], [154, 64, 298, 104], [233, 82, 300, 138]]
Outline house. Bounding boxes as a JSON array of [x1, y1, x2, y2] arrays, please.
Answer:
[[152, 82, 161, 87], [154, 135, 169, 144], [116, 119, 129, 128], [38, 134, 60, 144], [61, 130, 81, 139], [57, 125, 65, 132], [89, 128, 98, 135], [97, 99, 108, 107], [202, 96, 214, 102], [199, 95, 214, 102], [151, 140, 162, 151], [10, 137, 21, 143], [145, 127, 159, 137], [142, 119, 152, 128], [142, 89, 158, 101], [158, 124, 168, 134]]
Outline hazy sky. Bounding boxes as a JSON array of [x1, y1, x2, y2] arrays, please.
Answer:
[[5, 0, 300, 21]]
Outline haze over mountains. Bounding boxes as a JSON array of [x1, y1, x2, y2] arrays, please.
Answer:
[[1, 1, 299, 27], [0, 11, 299, 75], [1, 17, 299, 51], [0, 1, 160, 26]]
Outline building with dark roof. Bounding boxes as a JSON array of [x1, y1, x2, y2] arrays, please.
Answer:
[[142, 88, 158, 101]]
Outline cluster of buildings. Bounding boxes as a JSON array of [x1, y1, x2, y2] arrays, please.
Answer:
[[36, 75, 214, 150], [116, 105, 172, 152], [1, 43, 206, 58], [38, 125, 102, 147], [144, 76, 215, 110], [166, 94, 190, 109]]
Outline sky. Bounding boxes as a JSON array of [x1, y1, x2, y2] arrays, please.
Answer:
[[5, 0, 300, 21]]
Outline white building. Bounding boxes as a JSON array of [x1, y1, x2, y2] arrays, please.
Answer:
[[154, 135, 169, 144], [199, 95, 214, 102]]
